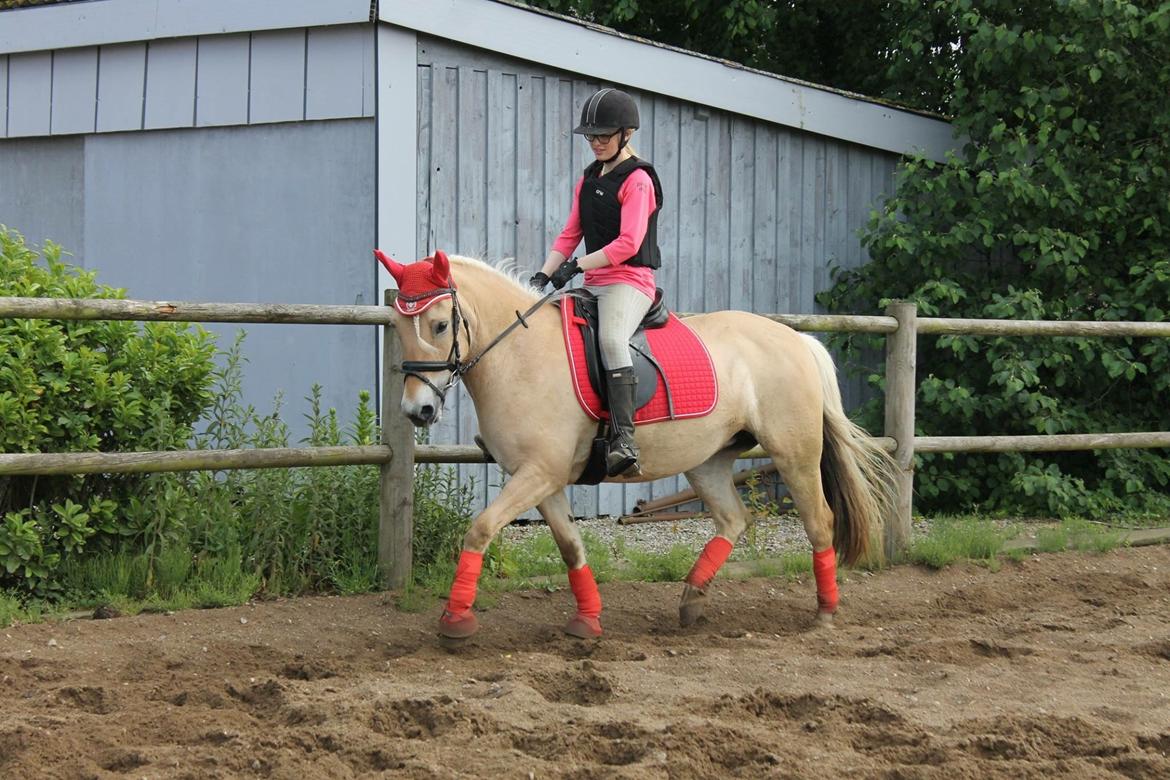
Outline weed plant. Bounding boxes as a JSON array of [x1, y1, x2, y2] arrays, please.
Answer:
[[1035, 517, 1125, 554], [907, 516, 1015, 569]]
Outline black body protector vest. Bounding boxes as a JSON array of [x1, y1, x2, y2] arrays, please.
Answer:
[[578, 157, 664, 269]]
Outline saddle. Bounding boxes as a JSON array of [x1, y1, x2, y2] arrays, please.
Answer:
[[561, 288, 670, 414], [559, 288, 719, 485]]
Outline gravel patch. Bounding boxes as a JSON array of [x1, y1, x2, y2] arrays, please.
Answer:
[[501, 513, 936, 560]]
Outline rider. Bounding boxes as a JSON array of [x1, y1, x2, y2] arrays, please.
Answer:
[[531, 87, 664, 478]]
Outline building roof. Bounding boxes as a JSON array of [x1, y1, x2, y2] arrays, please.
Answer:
[[0, 0, 955, 159]]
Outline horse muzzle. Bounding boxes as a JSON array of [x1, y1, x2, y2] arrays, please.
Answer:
[[404, 402, 440, 427]]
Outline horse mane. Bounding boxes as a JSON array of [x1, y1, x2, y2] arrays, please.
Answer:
[[447, 254, 542, 304]]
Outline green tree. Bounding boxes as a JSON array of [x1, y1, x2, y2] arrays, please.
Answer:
[[525, 1, 955, 112], [819, 0, 1170, 516]]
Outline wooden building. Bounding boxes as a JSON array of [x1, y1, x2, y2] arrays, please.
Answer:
[[0, 0, 954, 514]]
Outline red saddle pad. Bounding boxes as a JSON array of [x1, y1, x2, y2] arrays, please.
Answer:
[[560, 296, 719, 425]]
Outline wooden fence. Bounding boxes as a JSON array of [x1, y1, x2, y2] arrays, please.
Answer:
[[2, 293, 1169, 584]]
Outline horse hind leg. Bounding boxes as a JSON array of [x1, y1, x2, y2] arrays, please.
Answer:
[[538, 491, 603, 638], [765, 445, 839, 628], [678, 450, 752, 627]]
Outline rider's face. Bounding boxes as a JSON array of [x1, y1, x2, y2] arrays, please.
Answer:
[[587, 131, 621, 159]]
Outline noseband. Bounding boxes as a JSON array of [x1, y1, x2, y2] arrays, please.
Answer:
[[399, 286, 559, 406]]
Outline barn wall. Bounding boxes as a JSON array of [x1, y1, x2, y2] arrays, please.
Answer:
[[415, 36, 898, 517], [0, 25, 374, 139], [0, 120, 378, 438]]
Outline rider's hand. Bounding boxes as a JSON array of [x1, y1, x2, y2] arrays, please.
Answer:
[[548, 258, 582, 290], [529, 271, 550, 291]]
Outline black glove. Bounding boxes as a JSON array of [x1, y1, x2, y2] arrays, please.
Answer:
[[548, 258, 582, 290], [529, 271, 550, 290]]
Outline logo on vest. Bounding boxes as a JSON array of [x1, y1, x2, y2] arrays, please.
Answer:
[[594, 188, 604, 196]]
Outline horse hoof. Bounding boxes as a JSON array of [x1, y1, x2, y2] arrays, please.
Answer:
[[438, 633, 471, 651], [814, 610, 836, 630], [439, 608, 478, 639], [563, 614, 603, 639], [678, 584, 708, 627]]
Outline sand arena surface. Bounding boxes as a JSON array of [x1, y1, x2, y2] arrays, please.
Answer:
[[2, 545, 1169, 778]]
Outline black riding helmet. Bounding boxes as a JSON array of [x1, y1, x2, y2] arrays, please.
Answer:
[[573, 88, 640, 136]]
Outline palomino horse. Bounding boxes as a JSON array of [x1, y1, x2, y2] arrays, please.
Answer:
[[377, 249, 896, 641]]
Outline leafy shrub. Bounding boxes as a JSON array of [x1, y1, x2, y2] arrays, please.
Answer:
[[819, 3, 1170, 517], [0, 229, 477, 604], [0, 228, 217, 592]]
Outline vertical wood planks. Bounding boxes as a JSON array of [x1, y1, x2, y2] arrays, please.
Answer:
[[196, 34, 250, 127], [456, 66, 488, 511], [249, 29, 307, 124], [144, 39, 197, 129], [96, 43, 146, 132], [0, 56, 7, 135], [306, 26, 368, 120], [7, 52, 52, 136], [50, 47, 97, 135]]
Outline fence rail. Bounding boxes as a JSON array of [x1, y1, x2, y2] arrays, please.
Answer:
[[2, 293, 1168, 586]]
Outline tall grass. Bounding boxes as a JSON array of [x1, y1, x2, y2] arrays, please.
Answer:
[[907, 517, 1013, 569], [1034, 517, 1125, 554]]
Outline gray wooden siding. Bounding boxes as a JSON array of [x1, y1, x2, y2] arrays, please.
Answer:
[[0, 25, 373, 138], [0, 56, 6, 134], [0, 136, 85, 252], [0, 120, 377, 441], [415, 37, 898, 517]]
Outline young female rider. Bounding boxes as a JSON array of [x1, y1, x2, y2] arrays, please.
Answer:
[[531, 87, 664, 478]]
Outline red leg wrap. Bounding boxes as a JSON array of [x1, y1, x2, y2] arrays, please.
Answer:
[[686, 536, 734, 590], [445, 550, 483, 616], [567, 565, 601, 618], [813, 547, 838, 613]]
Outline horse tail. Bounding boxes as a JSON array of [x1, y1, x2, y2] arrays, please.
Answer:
[[800, 334, 897, 566]]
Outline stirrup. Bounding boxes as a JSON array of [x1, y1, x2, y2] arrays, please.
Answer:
[[606, 442, 640, 477]]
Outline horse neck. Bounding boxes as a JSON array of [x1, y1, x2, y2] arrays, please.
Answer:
[[453, 264, 554, 393]]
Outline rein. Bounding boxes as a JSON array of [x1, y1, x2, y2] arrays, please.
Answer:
[[400, 286, 560, 403]]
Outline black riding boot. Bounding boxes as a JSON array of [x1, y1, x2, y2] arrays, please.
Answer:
[[604, 366, 640, 477]]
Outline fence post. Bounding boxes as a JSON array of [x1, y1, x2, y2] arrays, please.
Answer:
[[379, 291, 414, 588], [883, 300, 918, 559]]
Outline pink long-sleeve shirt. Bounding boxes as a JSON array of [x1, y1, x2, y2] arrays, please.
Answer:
[[551, 168, 658, 300]]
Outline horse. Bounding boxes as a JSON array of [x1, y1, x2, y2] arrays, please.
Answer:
[[376, 248, 896, 642]]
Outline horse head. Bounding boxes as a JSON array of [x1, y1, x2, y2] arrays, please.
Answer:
[[375, 248, 463, 427]]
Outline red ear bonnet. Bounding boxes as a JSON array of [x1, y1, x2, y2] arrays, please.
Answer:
[[374, 249, 456, 316]]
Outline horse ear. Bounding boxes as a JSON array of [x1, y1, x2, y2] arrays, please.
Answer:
[[373, 249, 405, 284], [430, 249, 451, 286]]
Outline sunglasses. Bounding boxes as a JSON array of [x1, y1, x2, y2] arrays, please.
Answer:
[[584, 132, 618, 143]]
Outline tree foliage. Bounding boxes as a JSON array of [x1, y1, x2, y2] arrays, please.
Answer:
[[820, 1, 1170, 516], [528, 0, 921, 104]]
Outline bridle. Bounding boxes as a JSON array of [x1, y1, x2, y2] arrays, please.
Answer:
[[398, 284, 559, 406]]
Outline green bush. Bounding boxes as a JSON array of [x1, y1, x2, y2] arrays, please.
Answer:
[[0, 228, 478, 605], [0, 228, 217, 592], [819, 3, 1170, 517]]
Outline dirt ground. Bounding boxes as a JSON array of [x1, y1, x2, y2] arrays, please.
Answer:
[[2, 545, 1169, 779]]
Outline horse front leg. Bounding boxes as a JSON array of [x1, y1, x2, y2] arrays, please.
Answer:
[[439, 467, 557, 640], [538, 491, 602, 638]]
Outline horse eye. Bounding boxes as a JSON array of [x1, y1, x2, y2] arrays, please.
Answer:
[[434, 321, 449, 336]]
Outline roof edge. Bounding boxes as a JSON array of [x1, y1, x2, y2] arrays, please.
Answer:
[[0, 0, 372, 54], [383, 0, 957, 161]]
